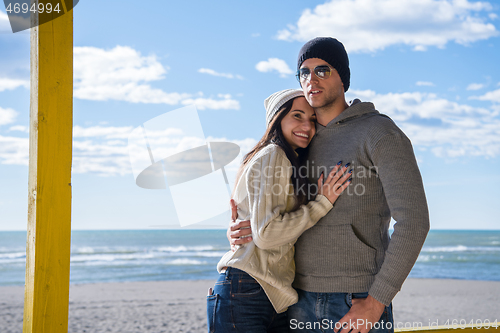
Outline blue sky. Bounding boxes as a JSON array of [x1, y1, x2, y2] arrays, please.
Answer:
[[0, 0, 499, 230]]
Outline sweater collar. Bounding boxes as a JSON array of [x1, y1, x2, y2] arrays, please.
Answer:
[[316, 99, 378, 131]]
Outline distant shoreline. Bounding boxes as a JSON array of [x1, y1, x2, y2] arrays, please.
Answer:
[[3, 275, 500, 289]]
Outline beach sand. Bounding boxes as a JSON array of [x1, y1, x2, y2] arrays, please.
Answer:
[[1, 278, 499, 332]]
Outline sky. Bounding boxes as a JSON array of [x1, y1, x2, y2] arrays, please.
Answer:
[[0, 0, 499, 230]]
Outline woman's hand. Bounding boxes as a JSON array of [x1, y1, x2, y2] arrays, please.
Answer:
[[318, 163, 352, 204], [227, 199, 252, 252]]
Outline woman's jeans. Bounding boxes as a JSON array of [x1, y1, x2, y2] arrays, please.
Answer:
[[207, 267, 289, 333], [287, 288, 394, 333]]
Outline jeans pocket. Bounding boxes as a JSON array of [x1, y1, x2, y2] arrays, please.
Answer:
[[206, 294, 219, 333], [346, 292, 369, 307], [352, 292, 369, 299], [383, 303, 394, 332], [233, 278, 262, 297]]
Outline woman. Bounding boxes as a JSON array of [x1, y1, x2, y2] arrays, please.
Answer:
[[207, 89, 352, 332]]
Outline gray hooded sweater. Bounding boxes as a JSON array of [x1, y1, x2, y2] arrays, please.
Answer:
[[293, 100, 430, 306]]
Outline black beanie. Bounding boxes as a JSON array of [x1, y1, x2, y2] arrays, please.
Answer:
[[297, 37, 350, 92]]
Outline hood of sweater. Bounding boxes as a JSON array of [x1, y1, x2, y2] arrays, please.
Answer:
[[316, 99, 379, 133]]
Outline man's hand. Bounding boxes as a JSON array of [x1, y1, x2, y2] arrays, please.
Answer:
[[226, 199, 252, 252], [335, 295, 386, 333]]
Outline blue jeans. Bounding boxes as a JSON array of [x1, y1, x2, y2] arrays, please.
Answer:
[[207, 267, 289, 333], [288, 289, 394, 333]]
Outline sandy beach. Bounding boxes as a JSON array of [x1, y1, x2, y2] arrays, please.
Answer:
[[1, 278, 499, 332]]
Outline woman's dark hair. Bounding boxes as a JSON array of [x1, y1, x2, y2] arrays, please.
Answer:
[[233, 97, 311, 210]]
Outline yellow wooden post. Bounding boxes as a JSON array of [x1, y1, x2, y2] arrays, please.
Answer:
[[23, 1, 73, 332]]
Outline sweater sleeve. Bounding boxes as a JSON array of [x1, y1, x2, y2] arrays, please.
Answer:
[[245, 147, 333, 250], [368, 131, 430, 306]]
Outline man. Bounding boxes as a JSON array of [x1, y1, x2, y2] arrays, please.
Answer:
[[228, 37, 430, 333]]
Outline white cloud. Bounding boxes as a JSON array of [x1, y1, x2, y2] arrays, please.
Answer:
[[416, 81, 435, 87], [255, 58, 294, 78], [73, 129, 255, 177], [472, 88, 500, 103], [0, 122, 257, 177], [347, 89, 500, 158], [0, 107, 17, 126], [467, 83, 485, 90], [8, 125, 28, 132], [73, 125, 134, 139], [349, 89, 491, 121], [72, 139, 131, 176], [0, 135, 28, 165], [74, 46, 239, 110], [198, 68, 243, 80], [74, 46, 181, 104], [0, 10, 10, 32], [0, 78, 29, 92], [406, 120, 500, 158], [0, 8, 30, 33], [277, 0, 499, 52], [181, 93, 240, 110], [413, 45, 428, 52]]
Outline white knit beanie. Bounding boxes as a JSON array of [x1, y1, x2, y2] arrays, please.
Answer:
[[264, 89, 304, 127]]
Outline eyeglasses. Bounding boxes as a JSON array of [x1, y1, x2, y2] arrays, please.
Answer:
[[296, 65, 335, 83]]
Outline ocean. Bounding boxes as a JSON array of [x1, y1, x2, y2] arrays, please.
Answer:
[[0, 230, 499, 287]]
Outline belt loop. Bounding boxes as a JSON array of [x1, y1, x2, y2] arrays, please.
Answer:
[[346, 293, 352, 307], [225, 267, 231, 279]]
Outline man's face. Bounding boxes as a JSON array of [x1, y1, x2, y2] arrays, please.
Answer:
[[299, 58, 344, 110]]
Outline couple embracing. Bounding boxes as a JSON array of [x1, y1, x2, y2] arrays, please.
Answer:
[[207, 37, 430, 333]]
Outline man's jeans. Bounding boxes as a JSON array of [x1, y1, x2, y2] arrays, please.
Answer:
[[207, 267, 288, 333], [288, 288, 394, 333]]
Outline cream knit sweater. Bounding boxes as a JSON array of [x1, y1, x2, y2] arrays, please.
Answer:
[[217, 144, 333, 313]]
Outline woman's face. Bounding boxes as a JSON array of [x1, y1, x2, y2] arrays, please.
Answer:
[[280, 97, 316, 151]]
